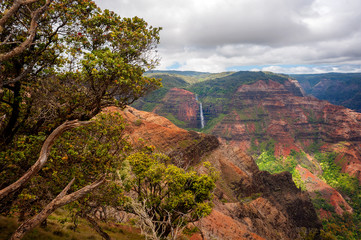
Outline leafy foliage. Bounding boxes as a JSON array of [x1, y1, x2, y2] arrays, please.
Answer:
[[120, 152, 218, 239], [0, 213, 145, 240], [312, 198, 335, 212], [187, 71, 289, 116], [255, 150, 307, 190], [1, 112, 129, 217], [315, 153, 360, 197], [254, 148, 361, 239], [131, 71, 290, 130], [188, 71, 286, 98]]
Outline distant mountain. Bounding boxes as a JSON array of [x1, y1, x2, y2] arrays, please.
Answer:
[[292, 73, 361, 112], [132, 73, 190, 113], [134, 71, 304, 129], [146, 70, 210, 76]]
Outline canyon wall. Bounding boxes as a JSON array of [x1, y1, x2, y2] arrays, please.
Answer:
[[104, 106, 321, 240]]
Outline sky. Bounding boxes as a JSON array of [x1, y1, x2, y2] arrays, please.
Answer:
[[93, 0, 361, 74]]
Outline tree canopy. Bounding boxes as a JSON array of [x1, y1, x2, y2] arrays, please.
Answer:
[[0, 0, 162, 146]]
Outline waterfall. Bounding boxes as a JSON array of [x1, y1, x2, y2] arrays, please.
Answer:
[[199, 102, 205, 129], [195, 94, 205, 129]]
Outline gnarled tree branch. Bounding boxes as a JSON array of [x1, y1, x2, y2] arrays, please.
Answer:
[[10, 176, 106, 240], [0, 0, 39, 28], [0, 0, 53, 62], [0, 119, 91, 200]]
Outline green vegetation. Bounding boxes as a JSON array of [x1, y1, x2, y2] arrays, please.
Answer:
[[312, 198, 335, 212], [165, 113, 188, 128], [239, 193, 262, 203], [144, 73, 190, 87], [304, 140, 324, 153], [120, 152, 218, 239], [133, 69, 361, 239], [249, 138, 276, 156], [255, 151, 307, 190], [252, 143, 361, 239], [0, 211, 144, 240], [188, 71, 288, 99], [314, 153, 361, 239], [134, 119, 143, 126], [202, 114, 226, 133], [145, 70, 234, 84], [315, 153, 360, 198], [132, 74, 189, 112]]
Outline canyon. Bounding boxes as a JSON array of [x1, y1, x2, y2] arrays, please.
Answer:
[[104, 106, 321, 240], [132, 71, 361, 229], [139, 72, 361, 182]]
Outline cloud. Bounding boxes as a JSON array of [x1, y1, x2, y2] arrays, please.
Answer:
[[94, 0, 361, 74], [250, 65, 361, 74]]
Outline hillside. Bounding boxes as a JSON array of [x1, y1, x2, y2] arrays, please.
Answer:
[[132, 74, 190, 112], [292, 73, 361, 112], [132, 70, 361, 239]]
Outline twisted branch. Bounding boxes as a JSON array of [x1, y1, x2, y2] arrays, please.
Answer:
[[0, 119, 91, 200]]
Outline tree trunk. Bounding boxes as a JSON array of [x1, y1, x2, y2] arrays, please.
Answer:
[[84, 214, 111, 240], [0, 120, 91, 201], [1, 81, 21, 146], [10, 176, 106, 240]]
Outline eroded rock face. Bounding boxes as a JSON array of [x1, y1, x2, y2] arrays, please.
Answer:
[[104, 106, 321, 240], [296, 165, 353, 216], [206, 79, 361, 183], [213, 79, 361, 142], [230, 169, 321, 239], [153, 88, 200, 128]]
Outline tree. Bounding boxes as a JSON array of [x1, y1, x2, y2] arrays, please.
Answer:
[[120, 151, 218, 240], [0, 0, 161, 238], [0, 0, 162, 147], [3, 112, 131, 240]]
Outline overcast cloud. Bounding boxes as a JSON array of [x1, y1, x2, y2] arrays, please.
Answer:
[[94, 0, 361, 74]]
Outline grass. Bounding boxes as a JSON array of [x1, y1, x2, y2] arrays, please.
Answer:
[[165, 113, 188, 128], [0, 210, 144, 240]]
